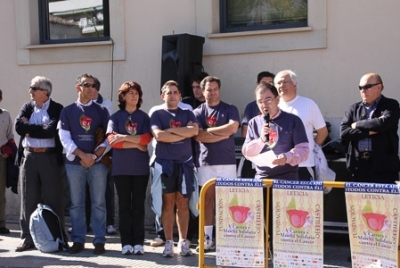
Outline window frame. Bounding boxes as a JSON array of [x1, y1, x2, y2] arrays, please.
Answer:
[[219, 0, 308, 33], [38, 0, 110, 44]]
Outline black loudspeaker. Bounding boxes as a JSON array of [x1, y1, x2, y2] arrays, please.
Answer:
[[161, 34, 205, 98]]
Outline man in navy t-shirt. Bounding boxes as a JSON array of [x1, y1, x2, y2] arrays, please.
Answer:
[[150, 80, 199, 258], [193, 76, 240, 252], [242, 82, 309, 179], [241, 71, 275, 137], [58, 73, 110, 255]]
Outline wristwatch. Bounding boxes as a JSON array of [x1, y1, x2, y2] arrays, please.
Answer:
[[92, 154, 98, 160]]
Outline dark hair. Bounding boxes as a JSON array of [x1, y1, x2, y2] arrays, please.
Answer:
[[118, 81, 143, 110], [190, 72, 209, 84], [0, 89, 2, 100], [93, 77, 101, 91], [257, 71, 275, 84], [200, 76, 221, 90], [161, 80, 180, 94], [75, 73, 95, 86], [255, 82, 279, 97]]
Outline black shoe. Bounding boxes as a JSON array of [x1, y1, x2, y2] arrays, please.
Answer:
[[68, 242, 85, 254], [15, 243, 35, 252], [93, 243, 105, 254], [0, 227, 10, 234]]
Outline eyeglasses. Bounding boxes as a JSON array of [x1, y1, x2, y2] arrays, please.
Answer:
[[29, 86, 44, 91], [257, 98, 275, 105], [80, 83, 96, 88], [359, 83, 380, 90]]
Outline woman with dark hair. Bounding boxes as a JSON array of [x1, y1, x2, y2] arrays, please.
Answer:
[[106, 81, 152, 255]]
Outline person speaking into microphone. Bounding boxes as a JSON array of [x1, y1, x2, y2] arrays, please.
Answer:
[[241, 82, 309, 180], [263, 113, 270, 142]]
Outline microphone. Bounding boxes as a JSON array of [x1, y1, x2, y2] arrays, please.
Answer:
[[264, 113, 270, 142]]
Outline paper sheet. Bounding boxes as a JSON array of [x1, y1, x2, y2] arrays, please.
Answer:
[[246, 150, 278, 168]]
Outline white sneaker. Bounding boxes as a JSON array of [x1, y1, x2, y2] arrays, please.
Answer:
[[150, 236, 165, 247], [133, 244, 145, 255], [177, 239, 192, 256], [196, 235, 216, 252], [107, 225, 117, 235], [121, 245, 133, 255], [162, 240, 174, 258]]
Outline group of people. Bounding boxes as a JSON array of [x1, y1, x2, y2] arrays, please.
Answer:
[[0, 69, 398, 259]]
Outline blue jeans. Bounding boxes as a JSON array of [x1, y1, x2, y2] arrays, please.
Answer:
[[65, 163, 107, 245]]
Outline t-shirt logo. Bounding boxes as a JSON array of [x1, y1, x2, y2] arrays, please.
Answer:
[[267, 127, 279, 149], [169, 119, 181, 128], [80, 114, 92, 132], [269, 130, 277, 144], [206, 115, 217, 127], [125, 120, 137, 135]]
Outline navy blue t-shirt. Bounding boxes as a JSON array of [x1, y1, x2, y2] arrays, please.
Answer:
[[150, 107, 196, 162], [107, 109, 150, 176]]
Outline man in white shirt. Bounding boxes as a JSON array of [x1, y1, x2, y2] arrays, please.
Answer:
[[14, 76, 64, 252], [275, 70, 328, 180]]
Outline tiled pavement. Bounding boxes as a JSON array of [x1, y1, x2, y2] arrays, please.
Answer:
[[0, 222, 352, 268]]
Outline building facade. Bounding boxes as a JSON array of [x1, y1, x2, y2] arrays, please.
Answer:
[[2, 0, 400, 223]]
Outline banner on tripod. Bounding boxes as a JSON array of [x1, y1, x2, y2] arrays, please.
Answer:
[[345, 182, 400, 267], [215, 177, 264, 268], [273, 180, 324, 267]]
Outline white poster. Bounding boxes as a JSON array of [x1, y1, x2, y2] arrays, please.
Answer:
[[215, 178, 265, 268]]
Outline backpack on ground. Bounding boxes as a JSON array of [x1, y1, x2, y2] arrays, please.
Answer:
[[29, 203, 69, 253]]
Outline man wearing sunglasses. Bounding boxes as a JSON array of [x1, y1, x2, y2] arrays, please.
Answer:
[[340, 73, 400, 183], [14, 76, 65, 252], [58, 73, 110, 255]]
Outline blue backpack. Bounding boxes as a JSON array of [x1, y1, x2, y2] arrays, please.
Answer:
[[29, 204, 69, 253]]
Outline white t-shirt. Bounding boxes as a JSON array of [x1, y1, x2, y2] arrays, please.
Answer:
[[279, 95, 326, 167]]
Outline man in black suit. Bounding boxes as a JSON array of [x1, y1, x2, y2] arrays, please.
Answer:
[[14, 76, 64, 252], [340, 73, 400, 183]]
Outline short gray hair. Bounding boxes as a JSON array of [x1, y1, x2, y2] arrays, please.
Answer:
[[275, 70, 298, 86], [31, 76, 52, 97]]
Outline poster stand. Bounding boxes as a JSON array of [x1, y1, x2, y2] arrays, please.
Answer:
[[197, 179, 400, 268]]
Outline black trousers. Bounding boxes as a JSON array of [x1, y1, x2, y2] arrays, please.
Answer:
[[351, 159, 399, 184], [114, 174, 149, 246]]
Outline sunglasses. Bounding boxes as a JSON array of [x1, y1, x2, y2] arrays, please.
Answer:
[[29, 86, 45, 91], [359, 83, 380, 90], [80, 83, 96, 88]]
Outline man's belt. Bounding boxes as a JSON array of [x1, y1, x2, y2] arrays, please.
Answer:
[[359, 151, 371, 160], [25, 147, 56, 153]]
